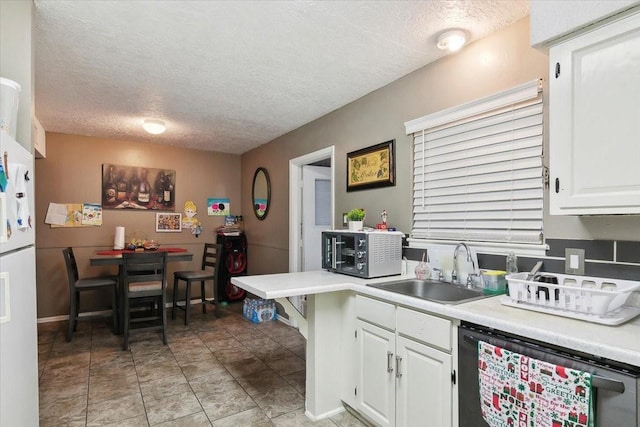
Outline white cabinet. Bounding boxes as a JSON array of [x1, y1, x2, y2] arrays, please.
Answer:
[[549, 11, 640, 215], [354, 295, 455, 427]]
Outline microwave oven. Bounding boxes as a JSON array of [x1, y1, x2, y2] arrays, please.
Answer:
[[321, 230, 403, 278]]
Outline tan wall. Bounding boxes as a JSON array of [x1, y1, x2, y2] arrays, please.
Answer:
[[35, 133, 241, 318], [241, 16, 640, 276]]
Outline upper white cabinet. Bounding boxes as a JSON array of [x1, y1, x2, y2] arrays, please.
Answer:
[[549, 11, 640, 215]]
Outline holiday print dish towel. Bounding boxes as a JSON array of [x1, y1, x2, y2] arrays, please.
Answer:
[[478, 341, 593, 427]]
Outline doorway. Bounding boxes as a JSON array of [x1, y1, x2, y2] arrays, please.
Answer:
[[288, 146, 335, 273], [288, 147, 335, 317]]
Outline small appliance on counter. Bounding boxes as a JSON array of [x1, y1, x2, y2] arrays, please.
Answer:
[[322, 229, 403, 278]]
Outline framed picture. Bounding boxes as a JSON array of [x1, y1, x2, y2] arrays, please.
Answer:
[[155, 213, 182, 232], [347, 139, 396, 192], [101, 164, 176, 211]]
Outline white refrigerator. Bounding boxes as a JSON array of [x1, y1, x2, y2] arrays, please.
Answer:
[[0, 131, 39, 426]]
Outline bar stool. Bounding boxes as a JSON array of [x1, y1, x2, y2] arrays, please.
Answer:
[[172, 243, 218, 324]]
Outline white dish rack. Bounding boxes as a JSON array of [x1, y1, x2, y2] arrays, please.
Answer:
[[501, 272, 640, 325]]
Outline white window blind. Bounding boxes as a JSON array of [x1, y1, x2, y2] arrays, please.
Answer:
[[404, 79, 543, 244]]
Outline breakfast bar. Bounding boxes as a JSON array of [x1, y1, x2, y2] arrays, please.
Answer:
[[232, 269, 640, 423]]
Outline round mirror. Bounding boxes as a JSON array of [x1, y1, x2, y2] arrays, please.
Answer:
[[252, 167, 271, 220]]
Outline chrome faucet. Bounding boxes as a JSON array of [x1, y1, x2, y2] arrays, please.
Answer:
[[451, 242, 478, 287]]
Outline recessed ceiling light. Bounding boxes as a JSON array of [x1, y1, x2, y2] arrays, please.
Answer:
[[142, 119, 166, 135], [436, 29, 467, 53]]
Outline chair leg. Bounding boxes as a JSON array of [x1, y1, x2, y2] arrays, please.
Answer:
[[161, 292, 168, 345], [66, 289, 77, 342], [123, 296, 129, 351], [184, 281, 191, 325], [201, 281, 206, 313], [111, 284, 118, 334], [172, 277, 179, 320]]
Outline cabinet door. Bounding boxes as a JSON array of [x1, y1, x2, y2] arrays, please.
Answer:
[[356, 319, 396, 427], [549, 12, 640, 215], [395, 336, 452, 427]]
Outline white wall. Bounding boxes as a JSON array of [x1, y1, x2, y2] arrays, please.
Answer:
[[0, 0, 33, 149]]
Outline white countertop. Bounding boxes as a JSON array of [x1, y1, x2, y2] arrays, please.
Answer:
[[232, 271, 640, 367]]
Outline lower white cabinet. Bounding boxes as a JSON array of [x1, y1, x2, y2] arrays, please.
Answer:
[[354, 295, 455, 427]]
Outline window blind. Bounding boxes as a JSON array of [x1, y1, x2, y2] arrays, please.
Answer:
[[404, 80, 543, 244]]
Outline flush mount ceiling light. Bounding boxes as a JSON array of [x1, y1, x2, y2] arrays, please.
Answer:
[[436, 29, 467, 53], [142, 119, 166, 135]]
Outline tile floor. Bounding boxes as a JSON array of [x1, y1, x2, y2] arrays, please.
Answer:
[[37, 301, 367, 427]]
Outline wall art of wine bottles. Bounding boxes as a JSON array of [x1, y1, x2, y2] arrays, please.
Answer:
[[101, 164, 176, 211]]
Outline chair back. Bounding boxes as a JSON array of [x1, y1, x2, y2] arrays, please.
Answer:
[[123, 252, 168, 296], [62, 247, 79, 286], [201, 243, 218, 270]]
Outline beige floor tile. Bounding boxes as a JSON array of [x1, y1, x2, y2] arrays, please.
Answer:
[[211, 407, 273, 427], [155, 411, 212, 426], [38, 305, 322, 427], [199, 385, 257, 421], [88, 373, 140, 404], [271, 408, 336, 426], [224, 355, 270, 378], [144, 389, 203, 425], [86, 391, 145, 426], [235, 369, 290, 396], [39, 374, 88, 405], [189, 374, 241, 400], [265, 354, 306, 376], [139, 373, 191, 401], [252, 385, 305, 419], [329, 410, 369, 426], [39, 394, 88, 427], [281, 370, 306, 395]]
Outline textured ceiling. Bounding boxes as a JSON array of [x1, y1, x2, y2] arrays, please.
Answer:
[[34, 1, 529, 154]]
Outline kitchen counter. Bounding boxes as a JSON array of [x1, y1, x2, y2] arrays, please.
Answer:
[[232, 270, 640, 367]]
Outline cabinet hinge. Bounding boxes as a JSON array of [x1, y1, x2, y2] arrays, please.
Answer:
[[451, 370, 457, 385], [555, 62, 561, 79]]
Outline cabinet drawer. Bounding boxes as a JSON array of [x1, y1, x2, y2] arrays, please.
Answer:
[[356, 295, 395, 330], [396, 307, 451, 351]]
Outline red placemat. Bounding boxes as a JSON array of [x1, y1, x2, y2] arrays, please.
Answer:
[[95, 247, 187, 255]]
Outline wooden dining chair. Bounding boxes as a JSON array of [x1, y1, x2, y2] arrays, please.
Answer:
[[121, 251, 168, 350], [62, 247, 118, 342], [172, 243, 219, 325]]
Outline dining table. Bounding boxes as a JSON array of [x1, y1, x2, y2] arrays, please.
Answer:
[[90, 248, 193, 334]]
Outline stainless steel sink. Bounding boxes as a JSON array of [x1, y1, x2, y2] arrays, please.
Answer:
[[368, 278, 490, 305]]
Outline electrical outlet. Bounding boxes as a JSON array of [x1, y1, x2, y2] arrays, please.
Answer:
[[342, 213, 348, 226], [565, 248, 585, 275]]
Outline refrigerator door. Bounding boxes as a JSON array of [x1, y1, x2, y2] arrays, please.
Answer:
[[0, 246, 39, 426], [0, 131, 35, 254]]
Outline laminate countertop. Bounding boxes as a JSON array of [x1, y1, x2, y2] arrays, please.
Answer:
[[232, 270, 640, 367]]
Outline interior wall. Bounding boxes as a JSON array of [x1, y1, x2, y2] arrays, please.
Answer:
[[0, 0, 33, 148], [35, 133, 241, 319], [241, 16, 640, 277]]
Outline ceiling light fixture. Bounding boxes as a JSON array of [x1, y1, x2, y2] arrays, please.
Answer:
[[142, 119, 166, 135], [436, 29, 467, 53]]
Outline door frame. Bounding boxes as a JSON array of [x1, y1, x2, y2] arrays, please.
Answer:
[[289, 146, 335, 272]]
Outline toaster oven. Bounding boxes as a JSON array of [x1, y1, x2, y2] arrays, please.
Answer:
[[321, 230, 403, 278]]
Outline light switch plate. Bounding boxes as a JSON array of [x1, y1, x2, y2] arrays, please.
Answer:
[[565, 248, 585, 275]]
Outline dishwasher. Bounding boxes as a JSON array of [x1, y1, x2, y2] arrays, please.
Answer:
[[458, 322, 640, 426]]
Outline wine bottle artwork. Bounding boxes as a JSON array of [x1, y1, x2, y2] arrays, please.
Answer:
[[101, 164, 176, 210]]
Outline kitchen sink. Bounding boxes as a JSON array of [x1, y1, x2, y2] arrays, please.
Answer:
[[368, 278, 491, 305]]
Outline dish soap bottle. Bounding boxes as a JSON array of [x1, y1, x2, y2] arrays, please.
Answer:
[[415, 252, 432, 280], [506, 251, 518, 274]]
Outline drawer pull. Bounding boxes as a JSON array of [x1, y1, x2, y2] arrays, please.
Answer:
[[396, 355, 403, 378], [387, 351, 394, 373]]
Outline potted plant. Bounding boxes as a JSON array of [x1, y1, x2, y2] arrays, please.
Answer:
[[346, 208, 365, 231]]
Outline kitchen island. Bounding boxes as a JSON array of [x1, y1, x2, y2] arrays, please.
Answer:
[[231, 270, 640, 422]]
